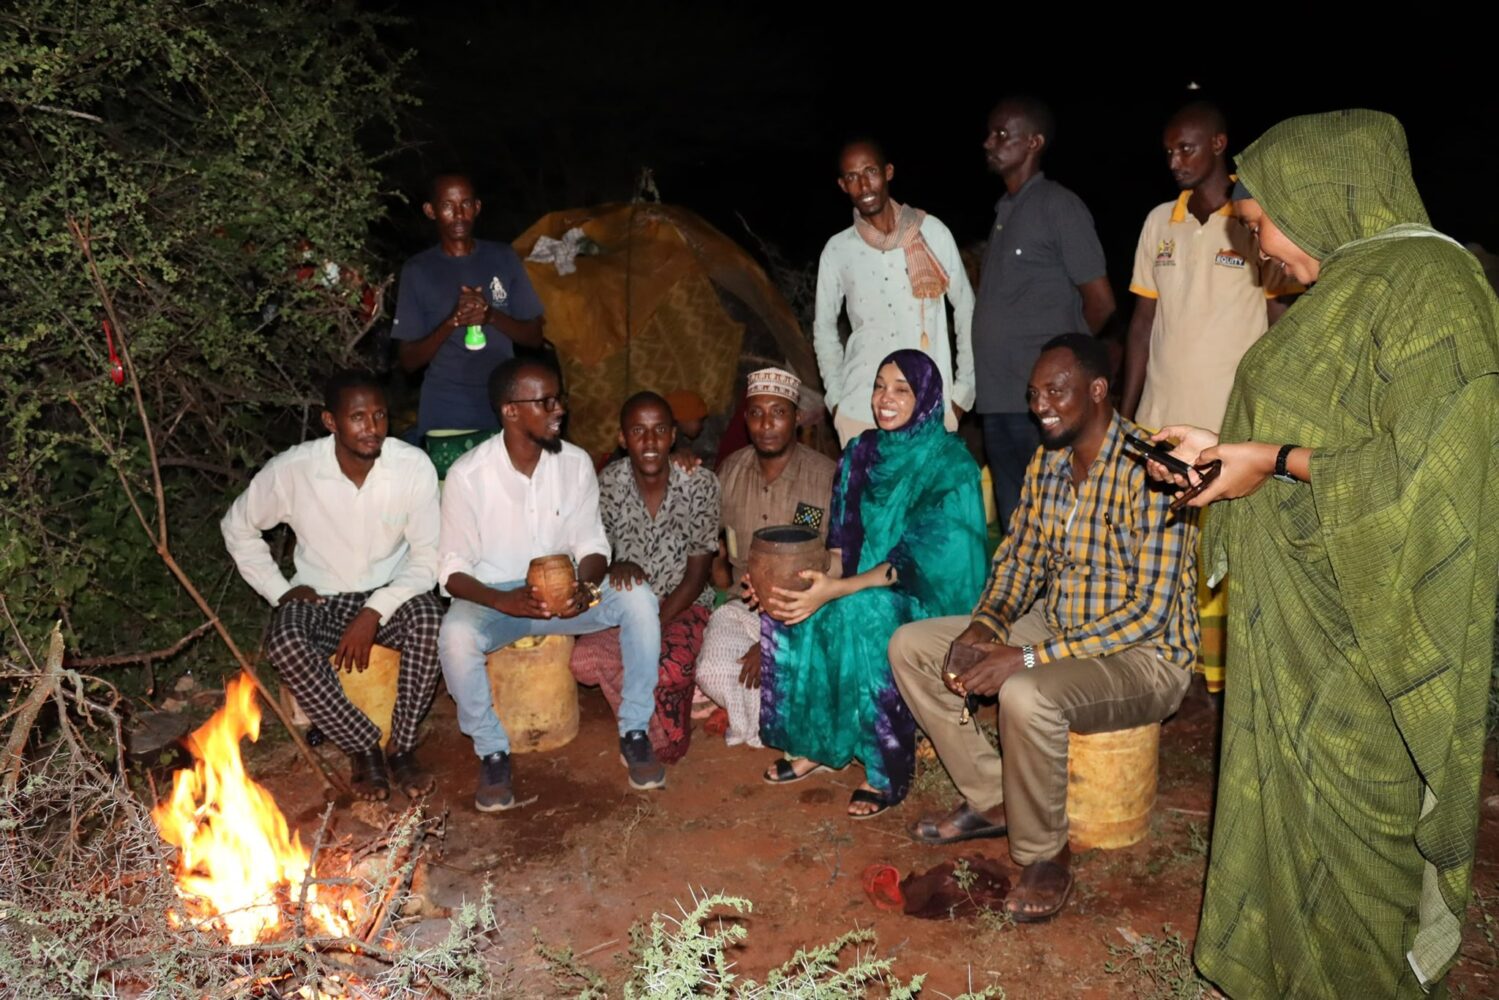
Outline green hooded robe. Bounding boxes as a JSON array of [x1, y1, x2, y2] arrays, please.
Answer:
[[1194, 110, 1499, 998]]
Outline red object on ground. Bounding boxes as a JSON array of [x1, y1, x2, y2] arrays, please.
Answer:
[[102, 319, 124, 386], [862, 863, 905, 911], [702, 707, 729, 736]]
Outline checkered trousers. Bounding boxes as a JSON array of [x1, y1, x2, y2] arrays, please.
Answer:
[[264, 591, 443, 755]]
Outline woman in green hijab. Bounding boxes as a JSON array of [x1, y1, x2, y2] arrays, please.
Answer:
[[1149, 110, 1499, 998]]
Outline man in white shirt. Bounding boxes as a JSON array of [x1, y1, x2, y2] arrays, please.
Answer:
[[438, 358, 666, 811], [221, 371, 443, 802], [813, 138, 975, 447]]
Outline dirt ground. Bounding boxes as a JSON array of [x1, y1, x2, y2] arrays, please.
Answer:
[[253, 679, 1499, 998]]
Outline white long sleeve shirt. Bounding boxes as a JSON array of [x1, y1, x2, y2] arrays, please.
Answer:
[[812, 214, 976, 424], [438, 433, 610, 589], [220, 436, 440, 621]]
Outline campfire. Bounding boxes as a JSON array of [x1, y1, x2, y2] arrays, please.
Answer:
[[151, 673, 356, 944]]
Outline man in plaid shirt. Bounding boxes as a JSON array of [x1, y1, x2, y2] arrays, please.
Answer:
[[890, 333, 1198, 924]]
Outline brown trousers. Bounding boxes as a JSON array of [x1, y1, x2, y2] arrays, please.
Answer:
[[889, 609, 1189, 865]]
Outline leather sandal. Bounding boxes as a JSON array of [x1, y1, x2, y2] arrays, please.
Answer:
[[1004, 847, 1074, 924], [909, 802, 1007, 845], [847, 787, 893, 820], [348, 747, 390, 802], [762, 758, 828, 785], [387, 749, 434, 797]]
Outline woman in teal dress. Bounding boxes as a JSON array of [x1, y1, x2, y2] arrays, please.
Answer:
[[757, 349, 988, 818]]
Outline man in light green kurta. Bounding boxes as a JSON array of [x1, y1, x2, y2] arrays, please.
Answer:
[[1194, 110, 1499, 997]]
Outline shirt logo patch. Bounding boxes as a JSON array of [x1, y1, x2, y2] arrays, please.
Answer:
[[1214, 249, 1247, 269], [1154, 239, 1176, 266], [792, 503, 825, 532], [489, 276, 508, 304]]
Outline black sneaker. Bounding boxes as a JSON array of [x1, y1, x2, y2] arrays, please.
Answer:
[[619, 731, 666, 790], [475, 751, 516, 812]]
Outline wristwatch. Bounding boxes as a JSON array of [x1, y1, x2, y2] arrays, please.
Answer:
[[1021, 645, 1037, 670], [1273, 443, 1300, 484], [580, 580, 602, 607]]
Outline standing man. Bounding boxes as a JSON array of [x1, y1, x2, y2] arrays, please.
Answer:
[[437, 358, 667, 811], [695, 369, 837, 748], [393, 173, 546, 438], [890, 335, 1197, 923], [814, 139, 975, 446], [972, 98, 1115, 533], [221, 370, 444, 802], [1118, 103, 1299, 698], [1120, 102, 1298, 432]]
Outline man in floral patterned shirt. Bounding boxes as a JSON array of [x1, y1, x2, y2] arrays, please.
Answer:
[[570, 391, 721, 762]]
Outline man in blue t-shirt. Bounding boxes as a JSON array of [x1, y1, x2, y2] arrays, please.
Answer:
[[393, 174, 546, 436]]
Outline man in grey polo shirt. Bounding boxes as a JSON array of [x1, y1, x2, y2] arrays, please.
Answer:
[[973, 97, 1114, 534]]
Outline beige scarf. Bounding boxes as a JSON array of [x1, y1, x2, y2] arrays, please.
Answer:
[[852, 200, 949, 349]]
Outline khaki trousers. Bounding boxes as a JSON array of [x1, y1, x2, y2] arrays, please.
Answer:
[[889, 609, 1190, 865]]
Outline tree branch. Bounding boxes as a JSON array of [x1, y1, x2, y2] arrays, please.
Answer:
[[67, 618, 214, 668], [62, 217, 346, 797]]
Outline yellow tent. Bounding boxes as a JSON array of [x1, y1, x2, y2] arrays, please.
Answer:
[[513, 203, 818, 458]]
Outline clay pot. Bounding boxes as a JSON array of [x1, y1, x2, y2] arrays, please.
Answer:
[[747, 525, 826, 597], [527, 554, 576, 610]]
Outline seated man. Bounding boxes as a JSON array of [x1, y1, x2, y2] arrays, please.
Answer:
[[437, 358, 665, 811], [889, 334, 1198, 923], [571, 392, 720, 763], [221, 370, 443, 801], [694, 368, 837, 747]]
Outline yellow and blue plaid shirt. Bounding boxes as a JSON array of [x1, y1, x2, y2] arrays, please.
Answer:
[[973, 413, 1199, 669]]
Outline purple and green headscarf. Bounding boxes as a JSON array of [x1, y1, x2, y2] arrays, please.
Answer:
[[828, 349, 950, 576]]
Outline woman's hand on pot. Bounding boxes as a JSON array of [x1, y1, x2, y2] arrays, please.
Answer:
[[765, 570, 841, 625]]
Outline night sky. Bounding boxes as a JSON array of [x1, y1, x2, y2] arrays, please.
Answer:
[[380, 7, 1499, 306]]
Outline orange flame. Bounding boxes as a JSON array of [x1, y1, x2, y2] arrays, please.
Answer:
[[152, 673, 352, 944]]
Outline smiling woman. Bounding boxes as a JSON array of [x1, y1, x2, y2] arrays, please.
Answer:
[[758, 349, 988, 819], [1161, 110, 1499, 999]]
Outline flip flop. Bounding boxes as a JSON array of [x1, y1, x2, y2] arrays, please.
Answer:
[[847, 787, 893, 820], [762, 758, 829, 784], [909, 802, 1007, 845], [1004, 856, 1075, 924]]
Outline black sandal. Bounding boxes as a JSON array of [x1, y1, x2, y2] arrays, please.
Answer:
[[387, 749, 434, 797], [762, 758, 828, 785], [1004, 849, 1075, 924], [349, 747, 390, 802], [909, 802, 1007, 845], [847, 787, 892, 820]]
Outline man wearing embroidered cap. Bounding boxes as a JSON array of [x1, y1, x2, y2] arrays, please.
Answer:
[[813, 139, 975, 447], [695, 368, 836, 746]]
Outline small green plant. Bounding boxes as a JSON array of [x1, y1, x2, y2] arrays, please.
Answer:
[[946, 858, 1014, 932], [536, 889, 1007, 998], [1104, 924, 1214, 999]]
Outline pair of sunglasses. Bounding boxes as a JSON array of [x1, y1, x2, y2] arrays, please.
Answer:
[[1123, 433, 1222, 512]]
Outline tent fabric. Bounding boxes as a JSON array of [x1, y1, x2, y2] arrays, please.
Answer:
[[514, 203, 818, 458]]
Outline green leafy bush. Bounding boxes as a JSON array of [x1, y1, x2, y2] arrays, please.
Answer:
[[0, 0, 411, 680]]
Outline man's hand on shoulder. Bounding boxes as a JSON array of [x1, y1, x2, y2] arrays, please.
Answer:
[[334, 608, 381, 673]]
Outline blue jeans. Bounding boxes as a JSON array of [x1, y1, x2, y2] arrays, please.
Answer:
[[981, 412, 1040, 537], [439, 579, 660, 756]]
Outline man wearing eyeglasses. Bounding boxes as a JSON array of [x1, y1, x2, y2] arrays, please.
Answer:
[[437, 357, 667, 811]]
